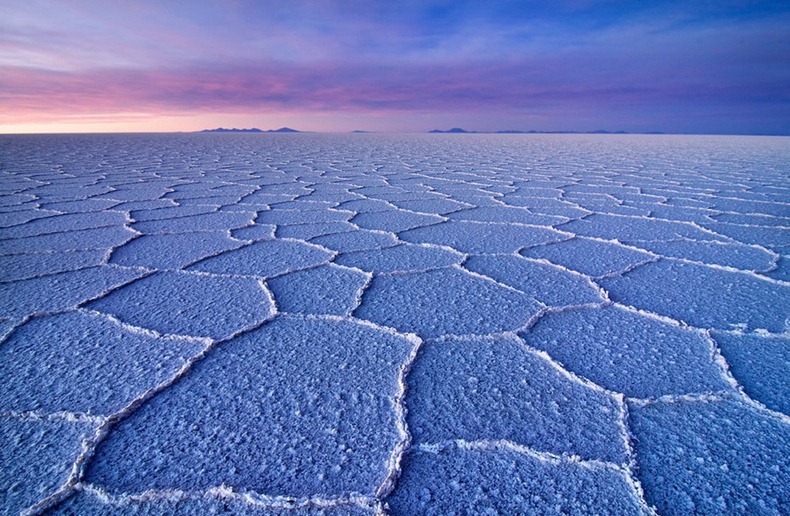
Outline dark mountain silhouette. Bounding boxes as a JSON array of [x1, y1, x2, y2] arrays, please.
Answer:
[[199, 127, 302, 133], [429, 127, 474, 133], [200, 127, 263, 133]]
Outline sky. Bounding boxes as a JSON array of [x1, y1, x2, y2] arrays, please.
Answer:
[[1, 0, 789, 134]]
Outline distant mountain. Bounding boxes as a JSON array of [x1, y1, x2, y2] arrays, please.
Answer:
[[200, 127, 263, 133], [429, 127, 475, 133], [351, 130, 372, 133], [199, 127, 302, 133]]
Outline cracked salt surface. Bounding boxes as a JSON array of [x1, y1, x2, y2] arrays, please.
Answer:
[[85, 316, 416, 499], [0, 133, 788, 514]]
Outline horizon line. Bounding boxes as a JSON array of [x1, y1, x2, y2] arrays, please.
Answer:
[[1, 130, 789, 137]]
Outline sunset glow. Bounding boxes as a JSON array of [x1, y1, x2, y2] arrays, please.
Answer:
[[2, 1, 788, 134]]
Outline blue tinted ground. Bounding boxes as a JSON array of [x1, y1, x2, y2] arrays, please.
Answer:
[[0, 133, 788, 515]]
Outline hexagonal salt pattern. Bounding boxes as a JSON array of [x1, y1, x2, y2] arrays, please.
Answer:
[[354, 267, 542, 338], [86, 271, 274, 340], [0, 311, 205, 415], [0, 417, 97, 514], [385, 443, 650, 515], [85, 317, 416, 498], [1, 133, 787, 514], [628, 398, 790, 515], [405, 336, 626, 464]]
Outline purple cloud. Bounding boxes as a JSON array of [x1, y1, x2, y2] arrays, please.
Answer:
[[1, 1, 788, 133]]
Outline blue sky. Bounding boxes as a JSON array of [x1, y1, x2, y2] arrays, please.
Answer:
[[1, 0, 788, 133]]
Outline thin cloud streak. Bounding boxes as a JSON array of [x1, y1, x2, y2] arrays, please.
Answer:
[[2, 56, 783, 117]]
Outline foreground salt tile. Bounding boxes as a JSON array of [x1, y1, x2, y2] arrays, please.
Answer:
[[707, 197, 788, 217], [0, 211, 129, 239], [376, 191, 453, 203], [336, 198, 395, 213], [109, 232, 243, 269], [85, 317, 415, 497], [642, 204, 717, 224], [523, 306, 730, 398], [94, 186, 170, 202], [390, 197, 471, 215], [573, 203, 651, 217], [230, 224, 277, 241], [350, 186, 408, 199], [0, 208, 60, 228], [311, 229, 399, 253], [0, 192, 36, 207], [0, 226, 136, 255], [256, 208, 353, 225], [129, 204, 215, 221], [178, 195, 246, 207], [256, 182, 312, 197], [87, 271, 273, 339], [39, 199, 120, 214], [0, 417, 96, 514], [275, 222, 356, 240], [386, 444, 648, 515], [355, 267, 541, 338], [335, 243, 463, 273], [302, 191, 362, 204], [600, 259, 790, 333], [351, 209, 444, 233], [0, 311, 204, 415], [237, 193, 300, 207], [407, 336, 626, 463], [628, 398, 790, 515], [500, 196, 590, 218], [625, 239, 776, 271], [0, 319, 13, 338], [764, 255, 790, 281], [431, 190, 503, 207], [449, 206, 567, 226], [564, 184, 640, 197], [0, 250, 106, 281], [267, 265, 368, 315], [28, 184, 112, 201], [463, 255, 604, 306], [267, 199, 337, 211], [703, 221, 789, 250], [108, 200, 175, 213], [132, 211, 255, 234], [521, 237, 654, 277], [0, 266, 144, 319], [399, 220, 565, 254], [713, 211, 790, 227], [187, 240, 333, 277], [205, 184, 258, 198], [559, 213, 727, 242], [664, 196, 714, 209], [53, 491, 374, 515], [712, 332, 789, 415]]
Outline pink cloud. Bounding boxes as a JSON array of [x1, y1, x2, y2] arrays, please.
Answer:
[[0, 58, 720, 124]]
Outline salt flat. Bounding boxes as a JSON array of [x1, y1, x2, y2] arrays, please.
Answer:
[[0, 133, 788, 515]]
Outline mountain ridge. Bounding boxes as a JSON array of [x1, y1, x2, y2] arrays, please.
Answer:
[[199, 127, 301, 133]]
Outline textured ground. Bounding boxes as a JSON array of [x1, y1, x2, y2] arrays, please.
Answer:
[[0, 133, 788, 515]]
